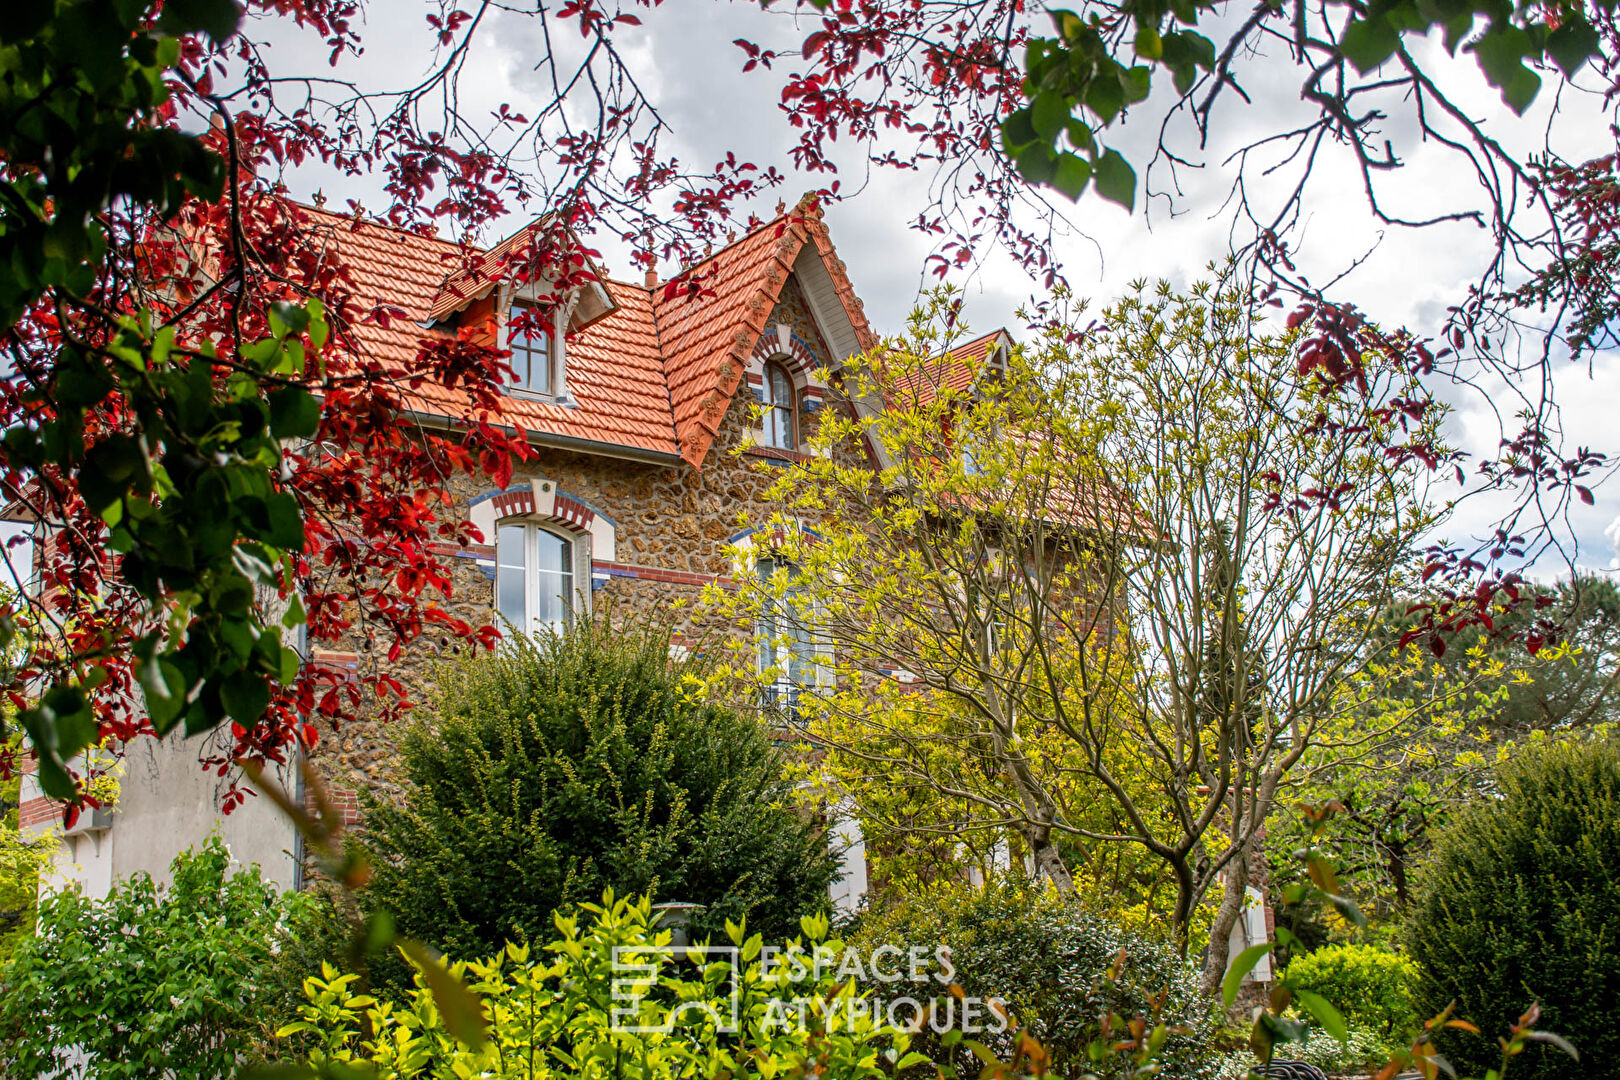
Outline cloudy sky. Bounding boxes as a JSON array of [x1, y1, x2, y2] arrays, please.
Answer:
[[248, 0, 1619, 578]]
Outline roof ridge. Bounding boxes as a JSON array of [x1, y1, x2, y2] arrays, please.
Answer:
[[283, 197, 474, 250], [673, 217, 813, 468], [643, 270, 681, 455]]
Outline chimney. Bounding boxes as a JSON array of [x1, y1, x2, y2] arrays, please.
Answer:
[[645, 267, 659, 288]]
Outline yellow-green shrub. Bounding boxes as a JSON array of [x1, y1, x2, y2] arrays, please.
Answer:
[[1281, 943, 1419, 1043], [279, 892, 921, 1080]]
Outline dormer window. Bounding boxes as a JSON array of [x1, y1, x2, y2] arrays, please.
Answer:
[[762, 360, 797, 449], [507, 300, 561, 397]]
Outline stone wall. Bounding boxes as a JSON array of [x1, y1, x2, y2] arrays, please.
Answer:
[[312, 288, 867, 803]]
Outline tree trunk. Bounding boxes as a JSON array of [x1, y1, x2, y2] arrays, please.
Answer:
[[1199, 849, 1252, 998], [1023, 821, 1076, 895]]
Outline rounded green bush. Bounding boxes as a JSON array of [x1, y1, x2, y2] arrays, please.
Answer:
[[360, 613, 840, 979], [853, 883, 1222, 1080], [1282, 943, 1419, 1043], [1402, 737, 1620, 1078]]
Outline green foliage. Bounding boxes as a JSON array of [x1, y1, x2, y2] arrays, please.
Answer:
[[0, 731, 52, 958], [1270, 575, 1620, 930], [280, 891, 909, 1080], [1282, 944, 1420, 1043], [0, 0, 236, 331], [1284, 1027, 1387, 1073], [4, 300, 325, 799], [1403, 737, 1620, 1078], [0, 835, 311, 1078], [360, 612, 839, 985], [1001, 0, 1603, 205], [852, 883, 1222, 1079]]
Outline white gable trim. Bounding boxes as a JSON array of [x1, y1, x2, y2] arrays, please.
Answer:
[[792, 245, 862, 367]]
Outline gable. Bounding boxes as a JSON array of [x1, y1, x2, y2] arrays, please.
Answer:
[[301, 194, 877, 470]]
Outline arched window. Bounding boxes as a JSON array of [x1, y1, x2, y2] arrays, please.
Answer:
[[496, 522, 573, 635], [761, 360, 797, 450]]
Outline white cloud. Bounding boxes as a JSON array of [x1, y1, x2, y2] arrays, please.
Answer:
[[244, 5, 1617, 575]]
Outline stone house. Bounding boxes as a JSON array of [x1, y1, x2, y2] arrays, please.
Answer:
[[18, 195, 888, 913], [13, 197, 1271, 995]]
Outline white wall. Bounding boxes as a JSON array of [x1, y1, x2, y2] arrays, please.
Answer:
[[23, 734, 300, 899]]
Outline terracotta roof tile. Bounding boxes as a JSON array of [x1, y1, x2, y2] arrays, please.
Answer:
[[888, 329, 1010, 408], [296, 196, 872, 467]]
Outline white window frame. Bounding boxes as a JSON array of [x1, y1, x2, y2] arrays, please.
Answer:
[[501, 298, 568, 401], [756, 555, 826, 718], [495, 521, 575, 636]]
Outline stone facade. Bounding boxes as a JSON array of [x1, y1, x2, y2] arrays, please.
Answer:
[[310, 282, 867, 803]]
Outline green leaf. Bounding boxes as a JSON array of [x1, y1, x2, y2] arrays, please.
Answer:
[[1086, 74, 1125, 124], [1093, 148, 1137, 211], [1545, 19, 1599, 75], [1120, 65, 1152, 104], [1135, 24, 1163, 59], [398, 940, 488, 1048], [1001, 109, 1038, 152], [157, 0, 242, 43], [1293, 988, 1348, 1041], [263, 492, 306, 551], [1472, 25, 1542, 113], [1014, 142, 1057, 183], [268, 386, 321, 440], [1052, 153, 1093, 200], [306, 298, 329, 350], [1222, 942, 1274, 1008], [220, 670, 270, 725], [1339, 16, 1400, 72], [1501, 63, 1542, 113], [1031, 91, 1071, 142]]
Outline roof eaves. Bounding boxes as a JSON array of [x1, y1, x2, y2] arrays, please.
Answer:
[[675, 219, 811, 470]]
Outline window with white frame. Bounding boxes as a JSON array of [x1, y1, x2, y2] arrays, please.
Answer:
[[506, 300, 558, 396], [496, 522, 573, 635], [761, 360, 798, 450], [757, 556, 817, 717]]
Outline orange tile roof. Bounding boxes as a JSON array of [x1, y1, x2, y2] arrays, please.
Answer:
[[887, 329, 1010, 408], [294, 195, 874, 468]]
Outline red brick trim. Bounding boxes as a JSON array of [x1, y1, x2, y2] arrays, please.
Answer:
[[18, 795, 59, 830], [305, 786, 362, 828], [592, 560, 734, 589], [487, 486, 537, 521], [744, 445, 813, 464], [552, 493, 595, 531], [752, 329, 819, 377], [309, 650, 360, 684], [433, 542, 497, 560]]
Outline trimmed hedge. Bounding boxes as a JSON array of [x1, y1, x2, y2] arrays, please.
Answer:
[[360, 614, 839, 978], [1282, 943, 1419, 1044], [1403, 738, 1620, 1078]]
